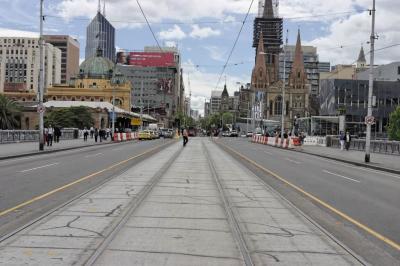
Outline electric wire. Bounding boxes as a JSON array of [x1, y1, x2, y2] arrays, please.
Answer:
[[214, 0, 255, 90], [135, 0, 163, 52]]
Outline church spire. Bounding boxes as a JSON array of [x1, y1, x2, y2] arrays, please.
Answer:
[[357, 45, 366, 63], [251, 32, 269, 89], [289, 29, 307, 88], [263, 0, 274, 18]]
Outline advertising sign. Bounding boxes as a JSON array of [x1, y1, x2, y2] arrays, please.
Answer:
[[128, 52, 175, 67], [131, 118, 142, 126]]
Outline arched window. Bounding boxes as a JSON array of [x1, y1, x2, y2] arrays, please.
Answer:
[[52, 96, 57, 100], [274, 96, 282, 115]]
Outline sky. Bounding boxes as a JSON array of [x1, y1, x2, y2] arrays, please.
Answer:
[[0, 0, 399, 115]]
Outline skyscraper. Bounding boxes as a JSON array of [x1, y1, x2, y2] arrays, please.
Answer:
[[85, 2, 115, 62]]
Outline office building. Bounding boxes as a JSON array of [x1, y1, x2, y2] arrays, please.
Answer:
[[0, 37, 61, 94], [43, 35, 80, 84]]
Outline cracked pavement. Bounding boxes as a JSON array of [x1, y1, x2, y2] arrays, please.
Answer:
[[0, 139, 362, 265]]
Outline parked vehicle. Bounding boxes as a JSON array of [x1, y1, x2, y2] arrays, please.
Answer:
[[138, 130, 152, 140], [229, 130, 238, 137], [246, 132, 253, 137]]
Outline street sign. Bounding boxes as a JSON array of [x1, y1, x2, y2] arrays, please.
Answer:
[[131, 118, 142, 126], [365, 116, 375, 125], [37, 105, 46, 114]]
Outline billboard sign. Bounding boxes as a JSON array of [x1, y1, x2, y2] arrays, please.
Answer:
[[128, 52, 175, 67]]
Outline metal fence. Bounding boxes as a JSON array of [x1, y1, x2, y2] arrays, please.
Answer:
[[0, 129, 77, 144], [328, 137, 400, 155]]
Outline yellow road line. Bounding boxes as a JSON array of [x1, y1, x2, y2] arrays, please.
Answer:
[[219, 141, 400, 251], [0, 142, 170, 218]]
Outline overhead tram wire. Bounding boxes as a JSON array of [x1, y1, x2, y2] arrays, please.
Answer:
[[135, 0, 163, 52], [214, 0, 255, 90]]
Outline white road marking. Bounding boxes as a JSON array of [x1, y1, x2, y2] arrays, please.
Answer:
[[322, 170, 361, 183], [19, 163, 59, 173], [85, 153, 103, 158], [285, 158, 301, 164]]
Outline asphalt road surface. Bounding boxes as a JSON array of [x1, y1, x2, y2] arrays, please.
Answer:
[[218, 137, 400, 265], [0, 139, 174, 238]]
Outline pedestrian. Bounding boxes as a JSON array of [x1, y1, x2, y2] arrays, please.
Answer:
[[54, 126, 61, 143], [345, 131, 351, 151], [94, 128, 99, 143], [44, 127, 49, 146], [47, 125, 54, 146], [83, 127, 89, 142], [106, 128, 110, 140], [339, 131, 345, 151], [183, 128, 189, 147], [90, 126, 94, 139], [99, 128, 104, 142]]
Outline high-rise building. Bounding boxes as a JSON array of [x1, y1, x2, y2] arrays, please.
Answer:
[[0, 37, 61, 94], [210, 90, 223, 114], [43, 35, 80, 84], [253, 0, 283, 83], [85, 6, 115, 62]]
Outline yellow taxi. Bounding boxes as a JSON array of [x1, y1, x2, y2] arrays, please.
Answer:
[[138, 130, 152, 140]]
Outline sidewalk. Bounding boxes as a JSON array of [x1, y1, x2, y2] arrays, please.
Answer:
[[299, 145, 400, 173], [0, 138, 113, 159], [0, 139, 361, 265]]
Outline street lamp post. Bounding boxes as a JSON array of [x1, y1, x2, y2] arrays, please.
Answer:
[[281, 30, 289, 141], [38, 0, 45, 151], [365, 0, 376, 163]]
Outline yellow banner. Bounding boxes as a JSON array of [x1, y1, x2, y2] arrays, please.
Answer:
[[131, 118, 142, 126]]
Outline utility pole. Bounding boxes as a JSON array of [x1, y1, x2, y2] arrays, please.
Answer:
[[38, 0, 45, 151], [140, 80, 144, 131], [281, 29, 288, 141], [365, 0, 376, 163]]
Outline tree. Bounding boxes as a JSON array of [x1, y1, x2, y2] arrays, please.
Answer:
[[45, 106, 94, 129], [221, 112, 234, 130], [0, 95, 21, 129], [387, 106, 400, 140]]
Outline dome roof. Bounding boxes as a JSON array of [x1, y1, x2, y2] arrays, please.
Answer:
[[79, 51, 115, 78]]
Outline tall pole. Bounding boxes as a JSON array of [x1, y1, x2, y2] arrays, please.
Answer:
[[365, 0, 376, 163], [140, 80, 143, 131], [247, 101, 249, 133], [112, 84, 115, 136], [281, 30, 288, 140], [38, 0, 45, 151]]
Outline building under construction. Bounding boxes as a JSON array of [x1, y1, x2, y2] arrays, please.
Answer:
[[253, 0, 283, 83]]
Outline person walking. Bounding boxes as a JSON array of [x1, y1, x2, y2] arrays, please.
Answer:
[[83, 127, 89, 142], [44, 127, 49, 146], [183, 128, 189, 147], [47, 125, 54, 146], [345, 131, 351, 151], [94, 128, 99, 143], [90, 126, 94, 139], [339, 131, 345, 151], [54, 126, 61, 143]]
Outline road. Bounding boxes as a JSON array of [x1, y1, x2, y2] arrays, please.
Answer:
[[218, 137, 400, 264], [0, 139, 174, 238]]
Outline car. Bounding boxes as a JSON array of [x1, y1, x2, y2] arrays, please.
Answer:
[[150, 130, 160, 139], [222, 131, 230, 137], [160, 128, 174, 138], [138, 130, 152, 140], [229, 130, 238, 137], [246, 132, 253, 137]]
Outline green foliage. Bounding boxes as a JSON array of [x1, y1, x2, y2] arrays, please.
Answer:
[[0, 95, 21, 129], [45, 106, 94, 129], [387, 106, 400, 140]]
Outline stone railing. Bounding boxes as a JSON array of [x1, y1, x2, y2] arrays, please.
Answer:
[[0, 129, 78, 144]]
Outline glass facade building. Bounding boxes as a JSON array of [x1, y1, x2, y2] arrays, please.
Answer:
[[85, 12, 115, 62]]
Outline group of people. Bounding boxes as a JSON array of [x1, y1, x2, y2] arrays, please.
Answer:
[[44, 125, 62, 147], [83, 127, 110, 142], [339, 131, 352, 151]]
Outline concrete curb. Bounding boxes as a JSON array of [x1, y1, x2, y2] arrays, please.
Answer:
[[0, 141, 123, 161], [251, 140, 400, 175]]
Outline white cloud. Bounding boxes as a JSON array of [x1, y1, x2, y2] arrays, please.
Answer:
[[164, 41, 177, 47], [306, 0, 400, 65], [183, 60, 249, 114], [158, 25, 186, 40], [0, 27, 38, 38], [190, 25, 221, 39], [203, 46, 226, 62]]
